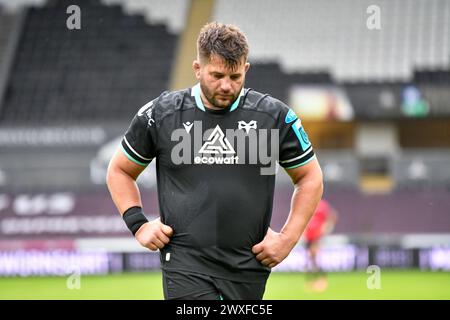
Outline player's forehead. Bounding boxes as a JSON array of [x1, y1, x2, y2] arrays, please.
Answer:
[[204, 54, 246, 74]]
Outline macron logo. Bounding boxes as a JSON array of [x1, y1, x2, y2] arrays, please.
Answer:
[[198, 125, 235, 154], [183, 121, 193, 133]]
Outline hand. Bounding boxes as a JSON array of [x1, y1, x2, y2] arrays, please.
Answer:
[[135, 217, 173, 251], [252, 228, 297, 268]]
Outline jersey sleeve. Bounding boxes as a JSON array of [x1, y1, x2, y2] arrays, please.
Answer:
[[120, 99, 158, 166], [278, 107, 315, 169]]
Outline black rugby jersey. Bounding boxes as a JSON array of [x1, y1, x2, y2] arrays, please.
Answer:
[[121, 84, 315, 282]]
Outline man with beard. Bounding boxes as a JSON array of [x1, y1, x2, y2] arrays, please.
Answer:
[[107, 22, 323, 300]]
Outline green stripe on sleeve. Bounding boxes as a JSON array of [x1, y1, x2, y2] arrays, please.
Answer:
[[284, 154, 316, 169], [120, 144, 148, 167]]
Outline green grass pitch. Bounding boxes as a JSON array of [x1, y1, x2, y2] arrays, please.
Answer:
[[0, 270, 449, 300]]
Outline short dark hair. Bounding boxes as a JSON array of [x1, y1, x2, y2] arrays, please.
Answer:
[[197, 22, 249, 70]]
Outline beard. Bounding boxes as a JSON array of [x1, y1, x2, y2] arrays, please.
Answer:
[[199, 81, 243, 109]]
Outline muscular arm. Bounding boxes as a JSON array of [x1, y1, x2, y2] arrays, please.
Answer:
[[107, 147, 172, 250], [252, 158, 323, 267], [106, 148, 146, 215], [281, 157, 324, 243]]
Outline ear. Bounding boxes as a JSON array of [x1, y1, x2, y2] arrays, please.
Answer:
[[193, 60, 201, 80], [244, 62, 250, 73]]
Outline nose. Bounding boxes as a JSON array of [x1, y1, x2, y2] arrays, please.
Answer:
[[219, 78, 232, 93]]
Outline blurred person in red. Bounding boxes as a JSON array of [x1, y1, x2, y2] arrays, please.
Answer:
[[303, 198, 338, 292]]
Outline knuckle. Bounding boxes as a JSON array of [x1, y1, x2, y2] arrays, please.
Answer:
[[145, 236, 156, 246], [144, 240, 152, 247]]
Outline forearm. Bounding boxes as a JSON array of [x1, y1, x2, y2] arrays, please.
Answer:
[[107, 166, 143, 215], [280, 176, 323, 244]]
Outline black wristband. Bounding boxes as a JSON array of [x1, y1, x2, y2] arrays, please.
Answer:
[[122, 206, 148, 236]]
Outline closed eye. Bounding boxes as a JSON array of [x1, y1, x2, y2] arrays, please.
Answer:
[[212, 73, 224, 79]]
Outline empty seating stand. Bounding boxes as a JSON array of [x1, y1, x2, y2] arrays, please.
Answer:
[[0, 0, 178, 124], [214, 0, 450, 82]]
